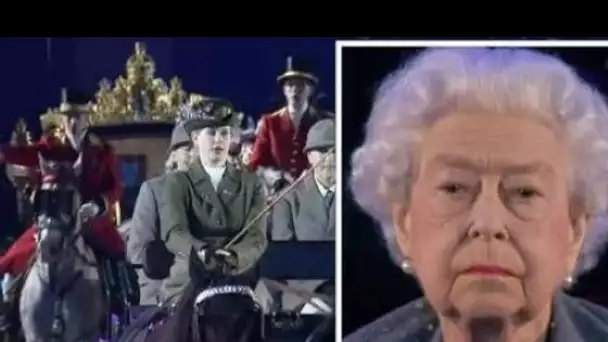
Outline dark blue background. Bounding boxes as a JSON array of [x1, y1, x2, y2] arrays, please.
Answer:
[[0, 37, 337, 138]]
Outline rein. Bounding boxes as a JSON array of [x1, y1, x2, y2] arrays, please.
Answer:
[[224, 147, 335, 249], [190, 266, 224, 342]]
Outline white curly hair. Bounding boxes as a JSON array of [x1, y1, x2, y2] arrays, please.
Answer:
[[349, 47, 608, 276]]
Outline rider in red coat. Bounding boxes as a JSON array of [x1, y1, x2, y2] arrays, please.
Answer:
[[0, 97, 124, 278], [248, 56, 333, 187]]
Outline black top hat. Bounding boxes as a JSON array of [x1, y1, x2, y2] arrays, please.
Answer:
[[277, 56, 319, 85], [179, 97, 242, 133]]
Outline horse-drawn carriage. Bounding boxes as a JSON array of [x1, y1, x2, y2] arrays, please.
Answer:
[[2, 42, 335, 341]]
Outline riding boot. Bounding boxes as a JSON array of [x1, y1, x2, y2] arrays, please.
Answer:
[[0, 274, 17, 332]]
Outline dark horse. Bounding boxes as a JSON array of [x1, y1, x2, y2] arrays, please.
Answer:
[[126, 248, 263, 342]]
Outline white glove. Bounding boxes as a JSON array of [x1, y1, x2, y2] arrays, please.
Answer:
[[261, 168, 283, 185], [78, 202, 100, 222], [283, 173, 295, 183], [197, 248, 232, 260], [197, 248, 236, 267], [215, 249, 233, 258]]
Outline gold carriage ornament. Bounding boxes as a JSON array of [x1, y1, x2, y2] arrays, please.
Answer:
[[87, 41, 195, 125], [38, 88, 95, 143], [40, 42, 241, 128], [34, 42, 250, 223]]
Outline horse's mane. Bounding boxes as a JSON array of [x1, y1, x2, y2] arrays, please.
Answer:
[[153, 250, 261, 342], [159, 282, 197, 342]]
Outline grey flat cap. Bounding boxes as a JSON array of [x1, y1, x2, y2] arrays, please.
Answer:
[[304, 119, 335, 152], [168, 121, 191, 152]]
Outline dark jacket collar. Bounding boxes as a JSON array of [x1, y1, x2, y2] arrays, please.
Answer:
[[429, 292, 607, 342]]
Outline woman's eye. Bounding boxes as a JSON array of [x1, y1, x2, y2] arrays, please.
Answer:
[[513, 187, 541, 199], [439, 183, 468, 194]]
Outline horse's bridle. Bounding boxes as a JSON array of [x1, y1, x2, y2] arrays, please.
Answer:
[[186, 264, 265, 342], [190, 285, 265, 342], [34, 216, 98, 341], [35, 216, 98, 269]]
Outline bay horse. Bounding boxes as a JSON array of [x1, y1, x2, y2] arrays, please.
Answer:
[[19, 153, 105, 342], [136, 248, 263, 342]]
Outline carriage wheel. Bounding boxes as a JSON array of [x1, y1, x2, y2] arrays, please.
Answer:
[[305, 316, 334, 342]]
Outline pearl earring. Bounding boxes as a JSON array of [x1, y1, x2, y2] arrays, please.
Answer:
[[564, 274, 575, 288], [401, 257, 413, 274]]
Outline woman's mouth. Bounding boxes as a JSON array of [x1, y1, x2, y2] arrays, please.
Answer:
[[463, 265, 515, 277]]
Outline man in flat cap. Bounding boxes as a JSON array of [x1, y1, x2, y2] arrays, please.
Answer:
[[160, 98, 267, 303], [268, 118, 336, 311], [127, 121, 194, 305], [271, 118, 335, 241], [248, 56, 333, 196], [238, 127, 257, 167], [227, 116, 256, 169]]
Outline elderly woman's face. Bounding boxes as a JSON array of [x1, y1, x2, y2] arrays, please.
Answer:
[[393, 113, 587, 323]]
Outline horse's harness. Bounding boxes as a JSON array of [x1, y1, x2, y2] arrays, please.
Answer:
[[190, 266, 265, 342], [33, 173, 99, 340], [35, 216, 98, 340]]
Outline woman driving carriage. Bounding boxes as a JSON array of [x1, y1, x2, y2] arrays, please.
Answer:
[[120, 99, 268, 342], [160, 97, 268, 305]]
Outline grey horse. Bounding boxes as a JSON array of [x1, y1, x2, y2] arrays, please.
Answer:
[[19, 154, 104, 342]]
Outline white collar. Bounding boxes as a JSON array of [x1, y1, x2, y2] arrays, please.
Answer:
[[202, 163, 227, 190], [315, 177, 335, 197], [202, 163, 226, 172]]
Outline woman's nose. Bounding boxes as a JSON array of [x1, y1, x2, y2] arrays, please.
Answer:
[[467, 190, 510, 241]]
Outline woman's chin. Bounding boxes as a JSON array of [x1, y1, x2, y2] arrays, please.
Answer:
[[449, 289, 525, 320]]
